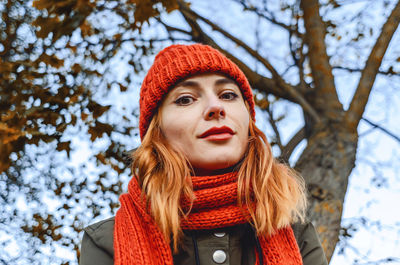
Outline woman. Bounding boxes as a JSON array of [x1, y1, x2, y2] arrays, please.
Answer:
[[80, 44, 328, 265]]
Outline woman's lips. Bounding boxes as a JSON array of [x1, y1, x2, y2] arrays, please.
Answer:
[[199, 126, 234, 141], [203, 133, 233, 141]]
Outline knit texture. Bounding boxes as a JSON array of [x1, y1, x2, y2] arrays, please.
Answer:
[[114, 172, 303, 265], [139, 43, 256, 139]]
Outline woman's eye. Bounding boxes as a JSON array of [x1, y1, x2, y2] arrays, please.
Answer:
[[174, 96, 194, 106], [221, 92, 238, 100]]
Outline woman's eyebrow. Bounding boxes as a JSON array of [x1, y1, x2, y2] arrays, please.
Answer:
[[174, 77, 237, 90], [215, 78, 237, 86], [175, 80, 200, 88]]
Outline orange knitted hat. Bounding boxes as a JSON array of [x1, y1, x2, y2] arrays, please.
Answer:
[[139, 43, 256, 139]]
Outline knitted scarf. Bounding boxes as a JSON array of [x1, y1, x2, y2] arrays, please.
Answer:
[[114, 172, 303, 265]]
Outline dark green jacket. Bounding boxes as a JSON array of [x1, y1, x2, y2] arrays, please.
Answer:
[[80, 217, 328, 265]]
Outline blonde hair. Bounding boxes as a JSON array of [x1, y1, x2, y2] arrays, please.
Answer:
[[132, 111, 307, 251]]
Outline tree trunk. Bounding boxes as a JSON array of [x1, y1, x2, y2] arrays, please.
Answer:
[[295, 124, 358, 261]]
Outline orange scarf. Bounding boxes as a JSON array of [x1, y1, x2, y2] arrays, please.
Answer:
[[114, 172, 303, 265]]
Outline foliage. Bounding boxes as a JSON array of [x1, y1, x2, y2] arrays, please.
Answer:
[[1, 0, 400, 264]]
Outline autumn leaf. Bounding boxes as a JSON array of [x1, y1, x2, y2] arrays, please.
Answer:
[[70, 114, 77, 126], [132, 0, 159, 26], [87, 100, 111, 119], [88, 121, 113, 141], [119, 83, 128, 92], [81, 112, 89, 121], [80, 20, 93, 37], [0, 61, 15, 72], [0, 123, 25, 144], [32, 17, 60, 39], [54, 182, 66, 196], [255, 98, 269, 110], [38, 54, 64, 69], [71, 63, 82, 73], [33, 0, 77, 14], [162, 0, 179, 13], [95, 152, 107, 165], [113, 33, 122, 40], [32, 0, 54, 10], [67, 44, 77, 53], [56, 141, 71, 157]]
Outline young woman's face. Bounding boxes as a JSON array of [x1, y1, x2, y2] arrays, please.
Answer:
[[159, 73, 250, 175]]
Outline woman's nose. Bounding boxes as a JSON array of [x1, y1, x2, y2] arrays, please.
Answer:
[[204, 99, 225, 120]]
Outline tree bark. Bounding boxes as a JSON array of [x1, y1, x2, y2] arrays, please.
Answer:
[[300, 0, 343, 116], [346, 0, 400, 129], [295, 124, 358, 261]]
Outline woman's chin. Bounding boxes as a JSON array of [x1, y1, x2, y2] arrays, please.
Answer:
[[192, 162, 241, 176]]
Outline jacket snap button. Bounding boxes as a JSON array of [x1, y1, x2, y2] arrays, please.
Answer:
[[212, 250, 227, 264], [213, 232, 226, 238]]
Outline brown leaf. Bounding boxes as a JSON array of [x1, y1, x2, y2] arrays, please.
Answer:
[[119, 84, 128, 92], [54, 182, 66, 196], [71, 63, 82, 73], [80, 20, 93, 37], [32, 0, 53, 10], [69, 95, 79, 104], [113, 33, 122, 40], [88, 121, 113, 141], [81, 112, 89, 121], [133, 1, 159, 26], [95, 152, 107, 165], [87, 100, 111, 119], [38, 54, 64, 69], [32, 17, 60, 39], [0, 61, 15, 72], [70, 114, 77, 125], [162, 0, 179, 13], [56, 141, 71, 157], [0, 123, 25, 144]]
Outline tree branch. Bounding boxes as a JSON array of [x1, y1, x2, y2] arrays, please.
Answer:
[[289, 30, 308, 95], [333, 66, 400, 77], [346, 1, 400, 128], [360, 117, 400, 143], [301, 0, 342, 112], [265, 106, 284, 152], [292, 4, 309, 95], [155, 17, 192, 36], [178, 1, 320, 123], [280, 127, 306, 163], [233, 0, 300, 35]]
